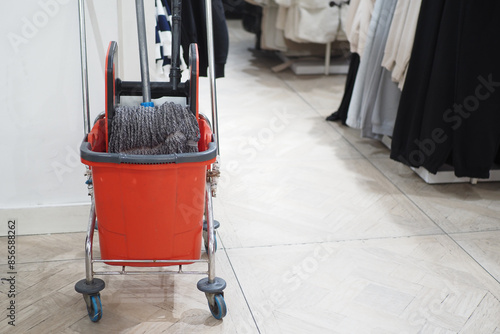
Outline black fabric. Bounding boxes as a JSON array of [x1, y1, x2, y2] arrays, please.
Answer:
[[409, 0, 462, 174], [390, 0, 500, 178], [452, 1, 500, 177], [326, 52, 360, 124], [174, 0, 229, 78], [390, 0, 447, 168], [222, 0, 247, 17]]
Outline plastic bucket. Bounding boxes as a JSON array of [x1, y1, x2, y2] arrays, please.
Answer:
[[81, 118, 216, 266]]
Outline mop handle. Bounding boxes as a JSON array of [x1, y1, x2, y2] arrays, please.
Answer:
[[135, 0, 152, 105], [170, 0, 182, 91]]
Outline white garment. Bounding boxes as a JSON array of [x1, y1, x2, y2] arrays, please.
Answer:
[[339, 1, 350, 40], [346, 0, 376, 56], [381, 0, 410, 73], [248, 0, 350, 48], [261, 3, 288, 51], [381, 0, 422, 90], [391, 0, 422, 89], [345, 0, 360, 40], [276, 5, 287, 31], [280, 0, 349, 44], [245, 0, 271, 6], [274, 0, 293, 6]]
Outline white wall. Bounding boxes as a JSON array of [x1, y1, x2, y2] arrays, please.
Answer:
[[0, 0, 156, 236]]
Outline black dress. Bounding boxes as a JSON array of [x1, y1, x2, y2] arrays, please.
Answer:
[[389, 0, 447, 169], [390, 0, 500, 178]]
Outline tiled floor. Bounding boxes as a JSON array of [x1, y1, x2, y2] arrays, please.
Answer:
[[2, 20, 500, 333]]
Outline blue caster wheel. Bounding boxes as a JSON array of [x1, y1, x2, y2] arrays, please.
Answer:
[[75, 278, 105, 322], [85, 294, 103, 322], [208, 293, 227, 320]]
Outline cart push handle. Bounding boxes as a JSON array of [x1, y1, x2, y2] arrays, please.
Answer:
[[78, 0, 91, 135], [204, 0, 220, 157]]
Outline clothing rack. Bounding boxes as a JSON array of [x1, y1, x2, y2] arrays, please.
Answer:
[[276, 42, 350, 75]]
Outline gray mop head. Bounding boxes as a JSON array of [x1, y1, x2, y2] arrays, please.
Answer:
[[109, 102, 200, 155]]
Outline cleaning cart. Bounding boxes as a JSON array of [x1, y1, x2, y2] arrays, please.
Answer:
[[74, 0, 226, 322]]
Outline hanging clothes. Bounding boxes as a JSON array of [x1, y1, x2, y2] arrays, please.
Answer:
[[247, 0, 350, 54], [174, 0, 229, 78], [380, 0, 409, 76], [155, 0, 187, 77], [327, 0, 375, 123], [346, 0, 376, 58], [453, 1, 500, 177], [389, 0, 447, 169], [380, 0, 423, 90], [260, 2, 288, 51], [345, 0, 400, 139], [390, 0, 500, 178], [278, 0, 348, 44], [246, 0, 270, 5], [385, 0, 422, 90], [326, 53, 360, 124]]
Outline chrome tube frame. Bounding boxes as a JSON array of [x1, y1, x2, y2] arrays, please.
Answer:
[[204, 0, 220, 156], [95, 270, 208, 276], [205, 181, 216, 282], [85, 198, 97, 284], [94, 259, 207, 264], [78, 0, 91, 134]]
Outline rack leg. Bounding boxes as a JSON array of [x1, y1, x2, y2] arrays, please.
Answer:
[[325, 42, 331, 76], [204, 0, 220, 156]]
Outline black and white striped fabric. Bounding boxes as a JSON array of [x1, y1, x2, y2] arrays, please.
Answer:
[[155, 0, 186, 77]]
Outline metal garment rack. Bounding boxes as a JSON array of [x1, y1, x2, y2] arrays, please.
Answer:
[[276, 43, 350, 76], [381, 136, 500, 184]]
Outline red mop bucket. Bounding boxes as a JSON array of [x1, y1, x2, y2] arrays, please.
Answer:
[[81, 117, 216, 267]]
